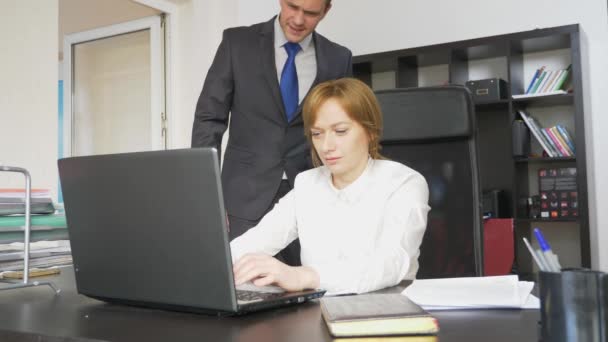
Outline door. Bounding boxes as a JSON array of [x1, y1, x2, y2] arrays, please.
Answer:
[[63, 16, 165, 157]]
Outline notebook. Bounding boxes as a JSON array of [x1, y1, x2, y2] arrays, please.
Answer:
[[58, 148, 325, 315], [321, 293, 439, 337]]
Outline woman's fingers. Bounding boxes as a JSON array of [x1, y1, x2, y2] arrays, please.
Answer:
[[253, 274, 276, 287], [233, 254, 276, 284]]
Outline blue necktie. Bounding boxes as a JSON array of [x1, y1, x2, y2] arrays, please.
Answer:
[[280, 42, 301, 122]]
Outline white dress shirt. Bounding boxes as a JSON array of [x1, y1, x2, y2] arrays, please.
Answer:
[[231, 158, 431, 295], [274, 16, 317, 106]]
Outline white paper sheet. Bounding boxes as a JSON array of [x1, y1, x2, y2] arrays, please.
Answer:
[[401, 275, 540, 310]]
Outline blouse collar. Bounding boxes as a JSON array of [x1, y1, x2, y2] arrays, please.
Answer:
[[323, 157, 374, 204]]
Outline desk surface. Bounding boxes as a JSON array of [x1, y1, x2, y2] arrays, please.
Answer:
[[0, 267, 540, 342]]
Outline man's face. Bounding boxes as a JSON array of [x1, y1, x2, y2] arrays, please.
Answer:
[[278, 0, 331, 43]]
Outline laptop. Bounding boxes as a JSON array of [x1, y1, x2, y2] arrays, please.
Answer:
[[58, 148, 325, 315]]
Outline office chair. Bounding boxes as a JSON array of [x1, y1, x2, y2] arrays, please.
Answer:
[[376, 86, 484, 278]]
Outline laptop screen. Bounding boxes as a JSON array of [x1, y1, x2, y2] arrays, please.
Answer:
[[59, 148, 239, 312]]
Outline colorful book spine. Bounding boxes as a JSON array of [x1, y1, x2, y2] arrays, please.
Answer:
[[556, 125, 576, 155], [540, 127, 562, 157], [545, 128, 569, 157], [538, 70, 555, 93], [551, 126, 574, 156], [553, 64, 572, 91], [545, 69, 563, 92], [543, 70, 561, 93], [531, 71, 547, 94], [525, 67, 543, 94], [518, 110, 555, 157]]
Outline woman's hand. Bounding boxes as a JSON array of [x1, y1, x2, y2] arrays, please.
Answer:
[[233, 253, 319, 292]]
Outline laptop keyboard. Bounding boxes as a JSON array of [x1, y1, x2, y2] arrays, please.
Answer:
[[236, 290, 285, 302]]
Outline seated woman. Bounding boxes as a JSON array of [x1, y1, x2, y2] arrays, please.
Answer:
[[231, 78, 430, 295]]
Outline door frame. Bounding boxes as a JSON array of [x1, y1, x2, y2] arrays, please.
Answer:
[[62, 15, 164, 156]]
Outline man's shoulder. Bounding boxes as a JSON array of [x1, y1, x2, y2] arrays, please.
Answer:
[[223, 18, 272, 39], [313, 31, 352, 55]]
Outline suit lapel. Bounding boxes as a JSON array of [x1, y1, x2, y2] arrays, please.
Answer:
[[312, 32, 330, 89], [259, 17, 288, 123], [290, 32, 328, 125]]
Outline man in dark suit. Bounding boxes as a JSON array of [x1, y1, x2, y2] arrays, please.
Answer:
[[191, 0, 352, 266]]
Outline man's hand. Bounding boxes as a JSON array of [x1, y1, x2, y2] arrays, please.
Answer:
[[233, 253, 319, 292]]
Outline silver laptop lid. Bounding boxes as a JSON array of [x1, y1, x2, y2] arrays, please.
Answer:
[[59, 148, 238, 312]]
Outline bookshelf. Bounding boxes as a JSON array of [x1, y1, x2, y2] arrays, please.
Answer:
[[352, 24, 588, 276]]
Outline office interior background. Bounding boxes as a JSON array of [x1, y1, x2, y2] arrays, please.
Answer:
[[1, 0, 607, 270]]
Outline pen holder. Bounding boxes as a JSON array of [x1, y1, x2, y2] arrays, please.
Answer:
[[539, 269, 608, 342]]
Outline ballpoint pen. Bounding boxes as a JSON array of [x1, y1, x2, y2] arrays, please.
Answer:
[[522, 237, 547, 271], [533, 228, 562, 272]]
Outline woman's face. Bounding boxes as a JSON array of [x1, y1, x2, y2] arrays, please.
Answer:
[[310, 99, 370, 186]]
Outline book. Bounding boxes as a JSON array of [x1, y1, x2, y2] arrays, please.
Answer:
[[550, 126, 574, 156], [541, 70, 560, 93], [530, 70, 547, 94], [556, 125, 576, 154], [537, 70, 554, 93], [518, 110, 555, 157], [320, 294, 439, 337], [540, 128, 562, 157], [545, 69, 564, 92], [553, 64, 572, 91], [544, 128, 568, 157], [525, 67, 543, 94]]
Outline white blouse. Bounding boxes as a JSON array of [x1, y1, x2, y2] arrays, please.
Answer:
[[230, 158, 430, 295]]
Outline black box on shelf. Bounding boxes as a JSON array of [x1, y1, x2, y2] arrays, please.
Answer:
[[483, 189, 508, 218], [512, 119, 531, 157], [539, 167, 578, 219], [465, 78, 509, 103]]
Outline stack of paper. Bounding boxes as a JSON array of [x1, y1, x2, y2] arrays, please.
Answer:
[[0, 188, 55, 215], [0, 240, 72, 272], [401, 275, 540, 310]]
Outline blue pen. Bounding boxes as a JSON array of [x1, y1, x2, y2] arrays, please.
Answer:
[[533, 228, 562, 272]]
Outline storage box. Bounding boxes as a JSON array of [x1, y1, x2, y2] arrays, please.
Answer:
[[465, 78, 508, 103]]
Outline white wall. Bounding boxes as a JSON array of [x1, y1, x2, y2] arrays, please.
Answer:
[[170, 0, 237, 149], [0, 0, 59, 198], [181, 0, 608, 270]]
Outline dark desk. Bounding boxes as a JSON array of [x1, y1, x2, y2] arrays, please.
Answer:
[[0, 268, 540, 341]]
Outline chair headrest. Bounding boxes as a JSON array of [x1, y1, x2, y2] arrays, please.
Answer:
[[376, 86, 475, 143]]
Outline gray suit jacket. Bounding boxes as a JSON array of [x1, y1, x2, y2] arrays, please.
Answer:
[[192, 17, 352, 221]]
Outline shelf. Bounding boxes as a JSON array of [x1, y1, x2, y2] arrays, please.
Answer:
[[453, 42, 508, 61], [351, 24, 590, 269], [516, 218, 579, 223], [518, 33, 571, 53], [514, 156, 576, 163], [474, 99, 510, 110], [512, 93, 573, 107]]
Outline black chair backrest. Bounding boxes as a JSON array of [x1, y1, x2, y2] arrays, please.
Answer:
[[376, 86, 483, 278]]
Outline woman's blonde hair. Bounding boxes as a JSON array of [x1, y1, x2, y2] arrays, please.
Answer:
[[302, 77, 384, 167]]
